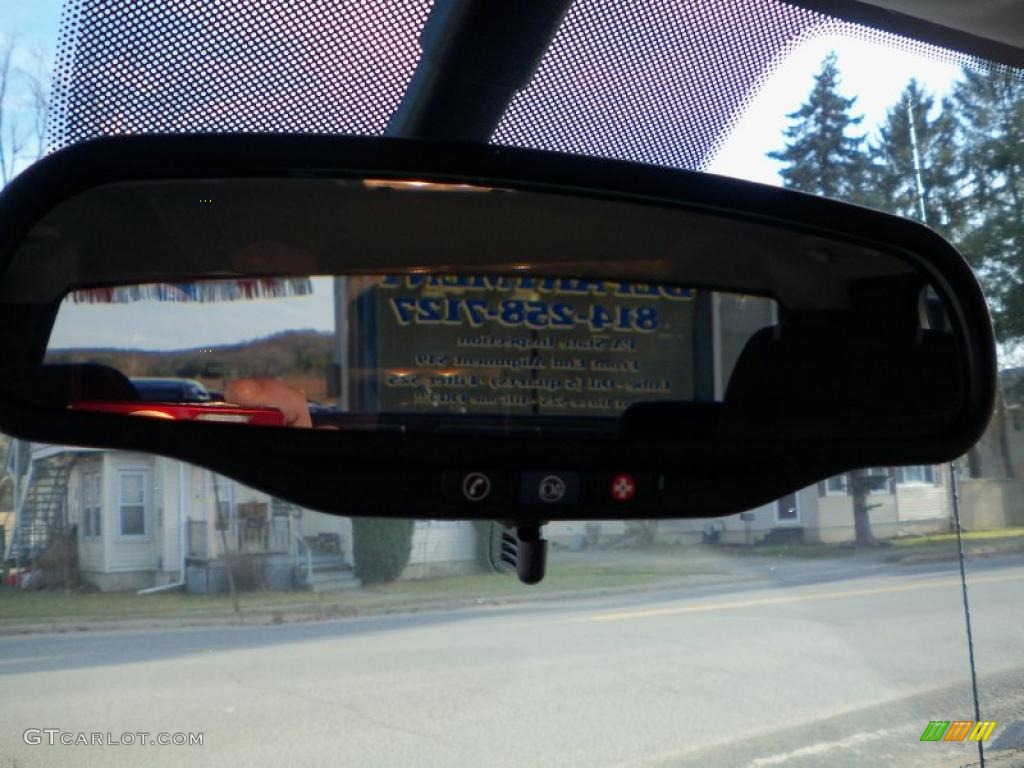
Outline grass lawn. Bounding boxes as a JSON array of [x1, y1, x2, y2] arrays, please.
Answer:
[[886, 527, 1024, 559], [711, 542, 860, 559], [0, 587, 383, 627], [0, 559, 720, 629], [707, 527, 1024, 561]]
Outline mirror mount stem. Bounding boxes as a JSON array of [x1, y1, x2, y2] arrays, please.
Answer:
[[499, 522, 548, 585], [385, 0, 572, 141]]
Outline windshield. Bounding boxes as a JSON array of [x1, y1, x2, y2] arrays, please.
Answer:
[[1, 2, 1023, 767]]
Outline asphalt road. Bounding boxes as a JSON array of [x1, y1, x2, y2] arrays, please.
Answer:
[[2, 556, 1023, 768]]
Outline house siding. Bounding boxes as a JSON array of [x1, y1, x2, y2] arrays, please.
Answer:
[[402, 521, 476, 578], [896, 485, 949, 521], [866, 495, 899, 527], [805, 470, 951, 542], [795, 488, 821, 535], [813, 491, 901, 542], [546, 521, 627, 545], [813, 494, 856, 543]]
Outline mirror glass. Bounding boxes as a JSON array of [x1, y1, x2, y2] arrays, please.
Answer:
[[44, 275, 777, 429]]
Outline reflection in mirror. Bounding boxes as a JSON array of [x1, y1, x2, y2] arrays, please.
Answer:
[[37, 270, 962, 441], [44, 275, 776, 430]]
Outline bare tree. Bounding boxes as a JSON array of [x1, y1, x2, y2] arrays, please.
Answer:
[[23, 44, 50, 163], [0, 33, 18, 185], [0, 33, 51, 186]]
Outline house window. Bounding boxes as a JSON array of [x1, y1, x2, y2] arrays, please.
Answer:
[[118, 471, 148, 537], [81, 471, 101, 538], [776, 494, 799, 522], [825, 475, 847, 495], [866, 467, 891, 495], [896, 465, 936, 485], [204, 473, 234, 529]]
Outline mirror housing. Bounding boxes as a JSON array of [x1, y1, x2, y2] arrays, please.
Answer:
[[0, 134, 997, 520]]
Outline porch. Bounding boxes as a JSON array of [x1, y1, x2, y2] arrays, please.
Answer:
[[185, 516, 357, 595], [184, 551, 356, 595]]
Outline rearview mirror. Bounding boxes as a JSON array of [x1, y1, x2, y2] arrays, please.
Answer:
[[0, 135, 996, 521]]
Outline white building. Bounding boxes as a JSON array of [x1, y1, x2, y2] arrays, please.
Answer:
[[7, 443, 477, 592]]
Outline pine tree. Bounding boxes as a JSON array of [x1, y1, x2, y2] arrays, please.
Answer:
[[768, 52, 879, 543], [952, 65, 1024, 346], [859, 69, 1024, 480], [949, 65, 1024, 479], [767, 52, 870, 202]]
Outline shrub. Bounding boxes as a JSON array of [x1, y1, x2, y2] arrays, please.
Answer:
[[352, 518, 415, 583]]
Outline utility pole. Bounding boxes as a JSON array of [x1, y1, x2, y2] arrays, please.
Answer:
[[906, 93, 928, 224], [331, 277, 349, 411]]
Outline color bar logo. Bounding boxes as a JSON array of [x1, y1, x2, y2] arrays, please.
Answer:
[[920, 721, 997, 742]]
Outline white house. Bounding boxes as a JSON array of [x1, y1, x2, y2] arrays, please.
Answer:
[[7, 443, 347, 592], [7, 442, 478, 592]]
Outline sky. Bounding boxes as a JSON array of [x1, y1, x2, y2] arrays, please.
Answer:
[[2, 0, 63, 170], [707, 32, 960, 184], [3, 0, 63, 40], [3, 1, 966, 350], [48, 278, 337, 350]]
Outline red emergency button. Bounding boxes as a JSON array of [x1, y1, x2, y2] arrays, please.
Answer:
[[610, 473, 637, 502]]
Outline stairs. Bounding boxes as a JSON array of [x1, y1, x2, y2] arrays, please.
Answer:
[[9, 456, 75, 565], [305, 553, 360, 592], [309, 565, 361, 592]]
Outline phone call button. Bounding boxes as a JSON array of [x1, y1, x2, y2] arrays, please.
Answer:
[[442, 470, 503, 505], [463, 473, 491, 502]]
